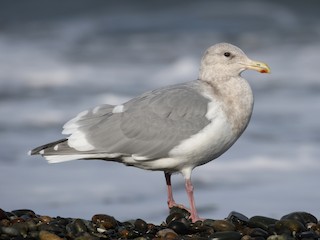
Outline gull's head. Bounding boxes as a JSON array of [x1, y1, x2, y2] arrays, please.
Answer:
[[199, 43, 270, 81]]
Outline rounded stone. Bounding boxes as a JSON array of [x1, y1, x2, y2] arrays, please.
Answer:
[[203, 219, 216, 227], [294, 231, 318, 239], [168, 220, 189, 234], [0, 209, 8, 220], [275, 219, 306, 234], [39, 230, 63, 240], [157, 228, 178, 238], [212, 220, 236, 232], [281, 212, 317, 226], [245, 227, 269, 238], [91, 214, 117, 229], [249, 216, 278, 231], [209, 231, 242, 240], [227, 211, 249, 226], [39, 215, 53, 224], [169, 206, 191, 219], [25, 219, 38, 231], [164, 231, 179, 240], [73, 219, 88, 234], [166, 212, 186, 225], [11, 209, 35, 218], [12, 222, 28, 237], [0, 226, 21, 237], [267, 234, 295, 240], [0, 219, 11, 227], [134, 218, 148, 233]]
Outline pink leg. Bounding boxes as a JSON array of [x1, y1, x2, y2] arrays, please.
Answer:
[[164, 172, 188, 209], [185, 178, 201, 222], [165, 172, 176, 208]]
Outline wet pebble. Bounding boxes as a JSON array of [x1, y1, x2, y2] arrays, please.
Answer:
[[0, 209, 8, 221], [228, 211, 249, 227], [267, 234, 295, 240], [134, 218, 148, 233], [281, 212, 318, 226], [168, 220, 189, 234], [249, 216, 278, 231], [157, 228, 179, 239], [0, 226, 21, 237], [209, 231, 242, 240], [169, 206, 191, 219], [91, 214, 117, 229], [39, 230, 63, 240], [0, 208, 319, 239], [212, 219, 236, 232], [275, 219, 306, 235], [12, 209, 35, 216]]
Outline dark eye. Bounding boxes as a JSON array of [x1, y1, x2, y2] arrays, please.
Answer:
[[224, 52, 231, 57]]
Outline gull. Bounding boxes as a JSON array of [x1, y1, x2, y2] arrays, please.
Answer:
[[30, 43, 270, 222]]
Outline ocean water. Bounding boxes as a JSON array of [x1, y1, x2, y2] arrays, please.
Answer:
[[0, 0, 320, 222]]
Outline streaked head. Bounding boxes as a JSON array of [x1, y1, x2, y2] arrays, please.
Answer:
[[199, 43, 270, 81]]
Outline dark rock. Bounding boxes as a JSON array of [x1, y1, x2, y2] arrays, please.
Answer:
[[281, 212, 318, 226], [39, 230, 63, 240], [249, 216, 278, 232], [295, 230, 319, 240], [267, 234, 295, 240], [168, 220, 189, 234], [11, 209, 35, 218], [0, 226, 21, 236], [246, 227, 269, 238], [169, 206, 191, 219], [166, 211, 188, 225], [157, 228, 179, 239], [0, 207, 319, 239], [0, 209, 8, 220], [0, 218, 11, 227], [12, 222, 28, 237], [228, 211, 249, 226], [209, 231, 242, 240], [39, 215, 53, 224], [91, 214, 117, 229], [275, 219, 306, 235], [73, 219, 88, 234], [212, 220, 236, 232], [203, 219, 216, 227], [134, 218, 148, 233]]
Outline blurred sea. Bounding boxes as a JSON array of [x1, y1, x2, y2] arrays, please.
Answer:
[[0, 0, 320, 223]]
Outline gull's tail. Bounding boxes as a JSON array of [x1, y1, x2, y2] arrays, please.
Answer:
[[29, 139, 93, 163]]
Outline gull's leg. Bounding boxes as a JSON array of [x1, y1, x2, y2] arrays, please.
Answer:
[[165, 172, 176, 208], [181, 168, 201, 222], [164, 172, 188, 209]]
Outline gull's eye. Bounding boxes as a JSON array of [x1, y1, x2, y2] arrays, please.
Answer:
[[224, 52, 231, 57]]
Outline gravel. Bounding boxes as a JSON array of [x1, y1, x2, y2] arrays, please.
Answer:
[[0, 207, 319, 239]]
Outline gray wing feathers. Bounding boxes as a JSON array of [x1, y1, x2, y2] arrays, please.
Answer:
[[81, 82, 211, 159]]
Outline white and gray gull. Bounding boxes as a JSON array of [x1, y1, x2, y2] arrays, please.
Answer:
[[30, 43, 270, 222]]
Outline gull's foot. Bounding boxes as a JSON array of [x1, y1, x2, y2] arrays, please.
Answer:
[[169, 205, 191, 219], [168, 205, 205, 223]]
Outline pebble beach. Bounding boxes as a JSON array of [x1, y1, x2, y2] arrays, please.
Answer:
[[1, 207, 319, 240]]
